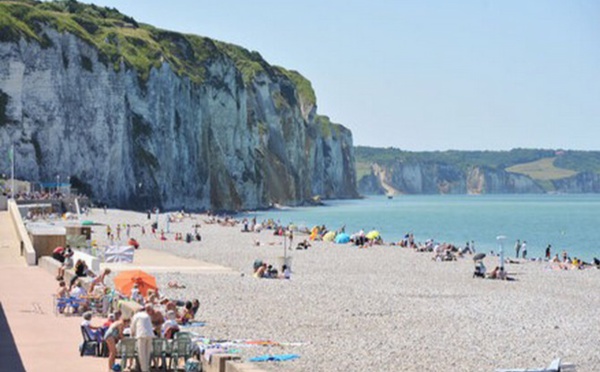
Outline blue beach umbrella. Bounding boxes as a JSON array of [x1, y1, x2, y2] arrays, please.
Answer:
[[335, 233, 350, 244]]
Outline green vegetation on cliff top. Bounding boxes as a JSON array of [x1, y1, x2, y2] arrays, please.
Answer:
[[506, 157, 577, 180], [0, 0, 317, 101], [355, 146, 600, 181]]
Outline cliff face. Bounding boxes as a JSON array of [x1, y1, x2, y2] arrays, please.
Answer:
[[358, 162, 544, 195], [0, 24, 357, 210], [551, 172, 600, 193]]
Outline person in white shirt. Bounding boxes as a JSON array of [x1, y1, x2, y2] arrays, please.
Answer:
[[161, 310, 180, 339], [131, 284, 144, 304], [131, 305, 155, 372]]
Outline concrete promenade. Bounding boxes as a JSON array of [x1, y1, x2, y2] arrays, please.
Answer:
[[0, 211, 106, 372]]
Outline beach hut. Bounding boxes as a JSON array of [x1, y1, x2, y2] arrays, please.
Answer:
[[335, 233, 350, 244]]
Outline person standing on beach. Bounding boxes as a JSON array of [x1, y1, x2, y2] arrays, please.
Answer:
[[132, 305, 155, 372], [545, 244, 552, 260], [521, 241, 527, 259], [514, 239, 521, 258]]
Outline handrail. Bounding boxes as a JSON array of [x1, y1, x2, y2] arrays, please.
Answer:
[[8, 199, 37, 265]]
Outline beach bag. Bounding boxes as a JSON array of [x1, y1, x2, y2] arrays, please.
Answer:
[[184, 358, 200, 372]]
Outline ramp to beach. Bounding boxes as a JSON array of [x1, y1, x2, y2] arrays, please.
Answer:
[[101, 247, 237, 274], [0, 211, 105, 371]]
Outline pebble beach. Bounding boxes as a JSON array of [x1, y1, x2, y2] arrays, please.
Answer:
[[87, 208, 599, 372]]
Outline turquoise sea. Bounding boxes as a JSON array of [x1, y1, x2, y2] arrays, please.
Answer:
[[241, 194, 600, 261]]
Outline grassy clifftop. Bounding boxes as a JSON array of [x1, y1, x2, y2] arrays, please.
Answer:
[[0, 0, 317, 98]]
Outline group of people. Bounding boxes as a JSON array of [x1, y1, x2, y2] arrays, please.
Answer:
[[76, 281, 201, 371], [252, 259, 291, 279], [473, 261, 513, 280]]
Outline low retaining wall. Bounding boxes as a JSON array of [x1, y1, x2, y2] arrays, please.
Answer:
[[225, 360, 266, 372], [38, 256, 93, 289], [202, 354, 266, 372], [8, 199, 36, 265]]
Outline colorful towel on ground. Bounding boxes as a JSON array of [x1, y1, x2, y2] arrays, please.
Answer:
[[248, 354, 300, 362]]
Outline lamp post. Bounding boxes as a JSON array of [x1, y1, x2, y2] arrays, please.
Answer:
[[497, 235, 506, 270]]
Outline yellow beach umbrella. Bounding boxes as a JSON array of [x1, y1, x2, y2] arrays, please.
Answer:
[[323, 231, 336, 242], [366, 230, 380, 240]]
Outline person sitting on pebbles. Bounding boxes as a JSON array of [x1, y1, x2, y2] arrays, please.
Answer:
[[296, 240, 311, 250]]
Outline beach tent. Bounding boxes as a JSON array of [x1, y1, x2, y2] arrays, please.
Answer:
[[335, 233, 350, 244], [322, 231, 336, 242], [104, 245, 135, 263], [366, 230, 380, 240]]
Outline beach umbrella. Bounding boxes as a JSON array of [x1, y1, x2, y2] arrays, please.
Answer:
[[335, 233, 350, 244], [366, 230, 380, 240], [113, 269, 157, 297], [322, 231, 336, 242], [473, 253, 486, 261]]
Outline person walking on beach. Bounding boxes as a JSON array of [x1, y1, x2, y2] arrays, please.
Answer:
[[514, 239, 521, 258], [521, 241, 527, 259], [132, 305, 155, 372], [545, 244, 552, 260]]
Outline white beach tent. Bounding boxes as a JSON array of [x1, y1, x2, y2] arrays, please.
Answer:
[[104, 245, 135, 263]]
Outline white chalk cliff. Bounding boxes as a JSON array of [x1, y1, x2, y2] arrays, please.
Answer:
[[0, 3, 357, 210]]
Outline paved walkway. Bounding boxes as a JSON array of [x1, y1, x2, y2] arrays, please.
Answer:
[[0, 211, 106, 372]]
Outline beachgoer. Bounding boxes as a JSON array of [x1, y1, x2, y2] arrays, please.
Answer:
[[281, 264, 291, 279], [161, 310, 179, 339], [69, 259, 94, 289], [52, 246, 65, 264], [545, 244, 552, 260], [104, 317, 130, 371], [150, 308, 165, 336], [179, 301, 194, 325], [131, 305, 155, 372], [488, 266, 500, 280], [254, 263, 267, 278], [57, 245, 74, 280], [56, 281, 68, 313], [514, 240, 521, 258], [130, 284, 144, 304], [81, 311, 103, 343], [191, 299, 200, 318], [521, 241, 527, 259], [89, 268, 111, 294], [498, 266, 507, 280]]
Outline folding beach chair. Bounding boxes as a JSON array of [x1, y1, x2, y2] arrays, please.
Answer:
[[118, 338, 138, 370], [169, 338, 193, 370], [80, 326, 101, 357], [151, 338, 169, 371]]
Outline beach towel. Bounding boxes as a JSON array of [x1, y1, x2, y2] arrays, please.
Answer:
[[248, 354, 300, 362], [180, 321, 206, 328]]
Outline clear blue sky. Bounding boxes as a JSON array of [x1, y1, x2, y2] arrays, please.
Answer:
[[81, 0, 600, 151]]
